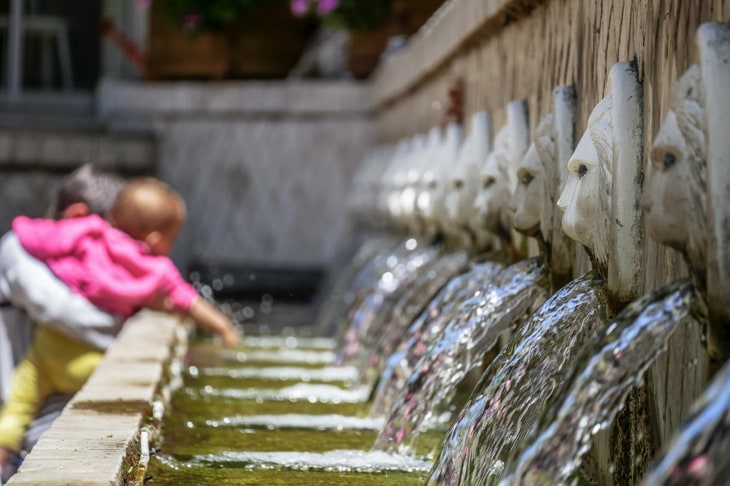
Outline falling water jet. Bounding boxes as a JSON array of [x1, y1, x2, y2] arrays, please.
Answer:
[[507, 280, 706, 486], [640, 357, 730, 485], [427, 271, 607, 485], [369, 260, 504, 417], [373, 256, 549, 454]]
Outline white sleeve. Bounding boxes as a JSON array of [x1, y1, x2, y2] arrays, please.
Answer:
[[0, 232, 123, 350]]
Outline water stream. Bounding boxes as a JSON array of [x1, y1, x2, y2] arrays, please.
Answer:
[[640, 357, 730, 485], [427, 271, 607, 485], [369, 260, 504, 418], [146, 235, 715, 486], [364, 250, 471, 383], [507, 279, 705, 485], [337, 239, 442, 368], [374, 258, 549, 453], [148, 336, 434, 485]]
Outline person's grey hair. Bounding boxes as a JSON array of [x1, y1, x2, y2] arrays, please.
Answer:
[[48, 164, 126, 219]]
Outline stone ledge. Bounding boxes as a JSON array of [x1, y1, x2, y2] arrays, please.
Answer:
[[372, 0, 545, 106], [7, 311, 184, 486], [98, 78, 374, 124]]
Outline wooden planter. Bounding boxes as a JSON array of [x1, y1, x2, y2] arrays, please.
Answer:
[[146, 4, 310, 80], [147, 7, 230, 80], [228, 4, 311, 79]]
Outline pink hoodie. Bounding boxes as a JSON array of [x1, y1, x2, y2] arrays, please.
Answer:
[[13, 214, 198, 318]]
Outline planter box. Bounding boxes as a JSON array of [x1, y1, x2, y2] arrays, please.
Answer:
[[146, 4, 310, 80], [147, 7, 230, 80]]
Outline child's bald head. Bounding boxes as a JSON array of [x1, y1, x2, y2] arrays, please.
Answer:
[[109, 178, 186, 255]]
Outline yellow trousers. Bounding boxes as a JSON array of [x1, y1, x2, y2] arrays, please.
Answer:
[[0, 326, 102, 451]]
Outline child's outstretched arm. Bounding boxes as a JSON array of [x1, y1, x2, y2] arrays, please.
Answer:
[[187, 296, 240, 348]]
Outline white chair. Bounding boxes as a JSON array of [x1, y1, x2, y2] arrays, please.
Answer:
[[0, 14, 74, 90]]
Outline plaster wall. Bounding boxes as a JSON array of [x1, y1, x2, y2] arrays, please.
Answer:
[[98, 80, 374, 271]]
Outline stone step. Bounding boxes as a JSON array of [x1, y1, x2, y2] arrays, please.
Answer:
[[0, 127, 155, 174]]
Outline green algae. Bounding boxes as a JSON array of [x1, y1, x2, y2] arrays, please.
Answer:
[[163, 425, 378, 456], [145, 464, 426, 485], [171, 391, 366, 418], [148, 340, 429, 484]]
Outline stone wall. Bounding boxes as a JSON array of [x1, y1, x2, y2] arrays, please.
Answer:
[[98, 80, 374, 271], [372, 0, 729, 482], [0, 128, 156, 233]]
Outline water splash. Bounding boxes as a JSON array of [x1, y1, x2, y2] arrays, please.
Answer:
[[337, 239, 442, 367], [641, 358, 730, 485], [374, 258, 549, 453], [221, 349, 336, 366], [155, 449, 432, 474], [510, 279, 704, 485], [191, 383, 371, 404], [427, 271, 607, 485], [369, 261, 504, 417], [363, 251, 471, 384], [314, 236, 403, 336], [205, 414, 384, 431], [243, 336, 336, 350], [192, 365, 360, 383]]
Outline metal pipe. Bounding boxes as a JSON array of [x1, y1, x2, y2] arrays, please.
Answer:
[[6, 0, 24, 103]]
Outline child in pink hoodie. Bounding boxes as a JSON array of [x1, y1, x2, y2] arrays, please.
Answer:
[[0, 177, 240, 467]]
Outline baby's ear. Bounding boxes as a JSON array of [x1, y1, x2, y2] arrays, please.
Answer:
[[62, 202, 91, 219], [144, 231, 162, 250]]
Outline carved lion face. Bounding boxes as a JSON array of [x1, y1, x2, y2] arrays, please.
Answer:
[[445, 146, 481, 229], [558, 95, 612, 264], [642, 65, 706, 271], [511, 143, 544, 236], [473, 125, 512, 233], [512, 114, 557, 239]]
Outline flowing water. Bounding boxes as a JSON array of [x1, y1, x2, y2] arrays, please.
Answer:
[[369, 260, 505, 417], [640, 358, 730, 485], [147, 337, 435, 485], [507, 279, 705, 485], [374, 258, 550, 453], [337, 239, 442, 368], [363, 250, 472, 386], [427, 271, 608, 485], [314, 235, 403, 337]]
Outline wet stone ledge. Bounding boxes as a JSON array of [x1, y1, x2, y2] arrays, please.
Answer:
[[6, 311, 185, 486]]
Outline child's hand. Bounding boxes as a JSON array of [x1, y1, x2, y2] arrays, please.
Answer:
[[189, 296, 241, 348], [221, 326, 241, 348]]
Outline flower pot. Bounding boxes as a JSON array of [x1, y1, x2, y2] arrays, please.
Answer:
[[147, 7, 230, 80], [228, 4, 311, 79]]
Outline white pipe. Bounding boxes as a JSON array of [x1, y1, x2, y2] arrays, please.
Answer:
[[140, 428, 150, 464]]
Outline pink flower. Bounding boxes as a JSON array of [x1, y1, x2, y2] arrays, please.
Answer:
[[290, 0, 311, 16], [136, 0, 152, 7], [317, 0, 339, 15], [182, 12, 202, 32]]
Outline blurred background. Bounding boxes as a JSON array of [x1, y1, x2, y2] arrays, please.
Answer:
[[0, 0, 446, 327]]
